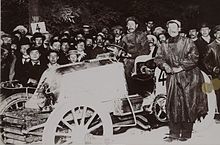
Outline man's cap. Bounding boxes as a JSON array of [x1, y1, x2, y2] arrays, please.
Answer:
[[20, 37, 31, 46], [166, 20, 181, 28], [13, 25, 28, 34], [60, 38, 70, 44], [97, 32, 105, 38], [75, 39, 85, 45], [47, 49, 59, 56], [84, 34, 94, 40], [126, 16, 138, 24], [199, 22, 210, 29], [27, 46, 40, 54], [153, 27, 166, 36], [111, 25, 123, 30], [67, 49, 78, 56], [31, 32, 46, 41], [187, 24, 199, 32], [1, 33, 11, 38], [83, 25, 90, 28], [213, 25, 220, 33], [147, 34, 158, 45], [12, 36, 20, 45], [145, 20, 154, 25]]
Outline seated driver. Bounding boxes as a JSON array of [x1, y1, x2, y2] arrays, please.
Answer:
[[121, 16, 150, 95]]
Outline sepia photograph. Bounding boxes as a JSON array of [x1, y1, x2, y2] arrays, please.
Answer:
[[0, 0, 220, 144]]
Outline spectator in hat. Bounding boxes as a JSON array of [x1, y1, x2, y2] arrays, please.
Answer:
[[101, 27, 110, 38], [75, 30, 85, 41], [188, 26, 200, 51], [50, 39, 61, 52], [144, 20, 155, 35], [188, 27, 199, 42], [1, 33, 15, 81], [59, 32, 70, 40], [7, 36, 21, 81], [204, 25, 220, 115], [13, 25, 28, 36], [84, 34, 94, 59], [1, 33, 12, 50], [90, 32, 107, 59], [14, 37, 31, 83], [32, 32, 46, 48], [112, 25, 124, 46], [197, 22, 214, 74], [31, 32, 48, 63], [58, 38, 70, 65], [155, 20, 208, 142], [83, 25, 90, 35], [146, 34, 158, 57], [23, 46, 47, 87], [1, 47, 13, 82], [25, 32, 33, 41], [75, 39, 87, 62], [12, 30, 23, 41], [153, 26, 167, 44]]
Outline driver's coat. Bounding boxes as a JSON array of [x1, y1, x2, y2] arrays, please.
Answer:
[[154, 36, 208, 122]]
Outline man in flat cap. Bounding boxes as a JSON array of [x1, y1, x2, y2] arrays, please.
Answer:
[[122, 16, 150, 94], [83, 24, 90, 36], [144, 20, 155, 35], [197, 23, 214, 74], [112, 25, 124, 46], [204, 25, 220, 115], [155, 20, 208, 142]]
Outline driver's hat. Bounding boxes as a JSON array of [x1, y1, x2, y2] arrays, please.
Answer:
[[126, 16, 138, 24], [166, 20, 181, 28]]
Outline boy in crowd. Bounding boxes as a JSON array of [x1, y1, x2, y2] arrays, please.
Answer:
[[58, 38, 70, 65], [47, 50, 60, 68], [67, 50, 78, 63], [75, 39, 87, 61]]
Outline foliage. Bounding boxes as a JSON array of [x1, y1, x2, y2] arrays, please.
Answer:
[[40, 0, 122, 34], [1, 0, 29, 33], [2, 0, 217, 34]]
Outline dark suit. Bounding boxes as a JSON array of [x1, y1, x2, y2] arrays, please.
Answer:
[[197, 37, 214, 74], [205, 40, 220, 112], [23, 61, 47, 86], [14, 56, 30, 85], [58, 51, 69, 65], [90, 46, 107, 59]]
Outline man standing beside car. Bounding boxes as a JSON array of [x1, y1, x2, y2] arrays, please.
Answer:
[[154, 20, 208, 142]]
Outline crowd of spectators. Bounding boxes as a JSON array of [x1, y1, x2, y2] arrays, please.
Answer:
[[0, 19, 219, 89]]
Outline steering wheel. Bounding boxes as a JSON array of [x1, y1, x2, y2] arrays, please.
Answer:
[[132, 58, 157, 81], [105, 43, 133, 61]]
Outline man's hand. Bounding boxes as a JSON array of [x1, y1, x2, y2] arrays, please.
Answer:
[[163, 63, 173, 74], [27, 78, 38, 86], [172, 67, 183, 73], [213, 67, 220, 75]]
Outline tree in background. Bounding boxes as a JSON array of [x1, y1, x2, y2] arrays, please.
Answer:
[[1, 0, 219, 34], [1, 0, 29, 33]]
